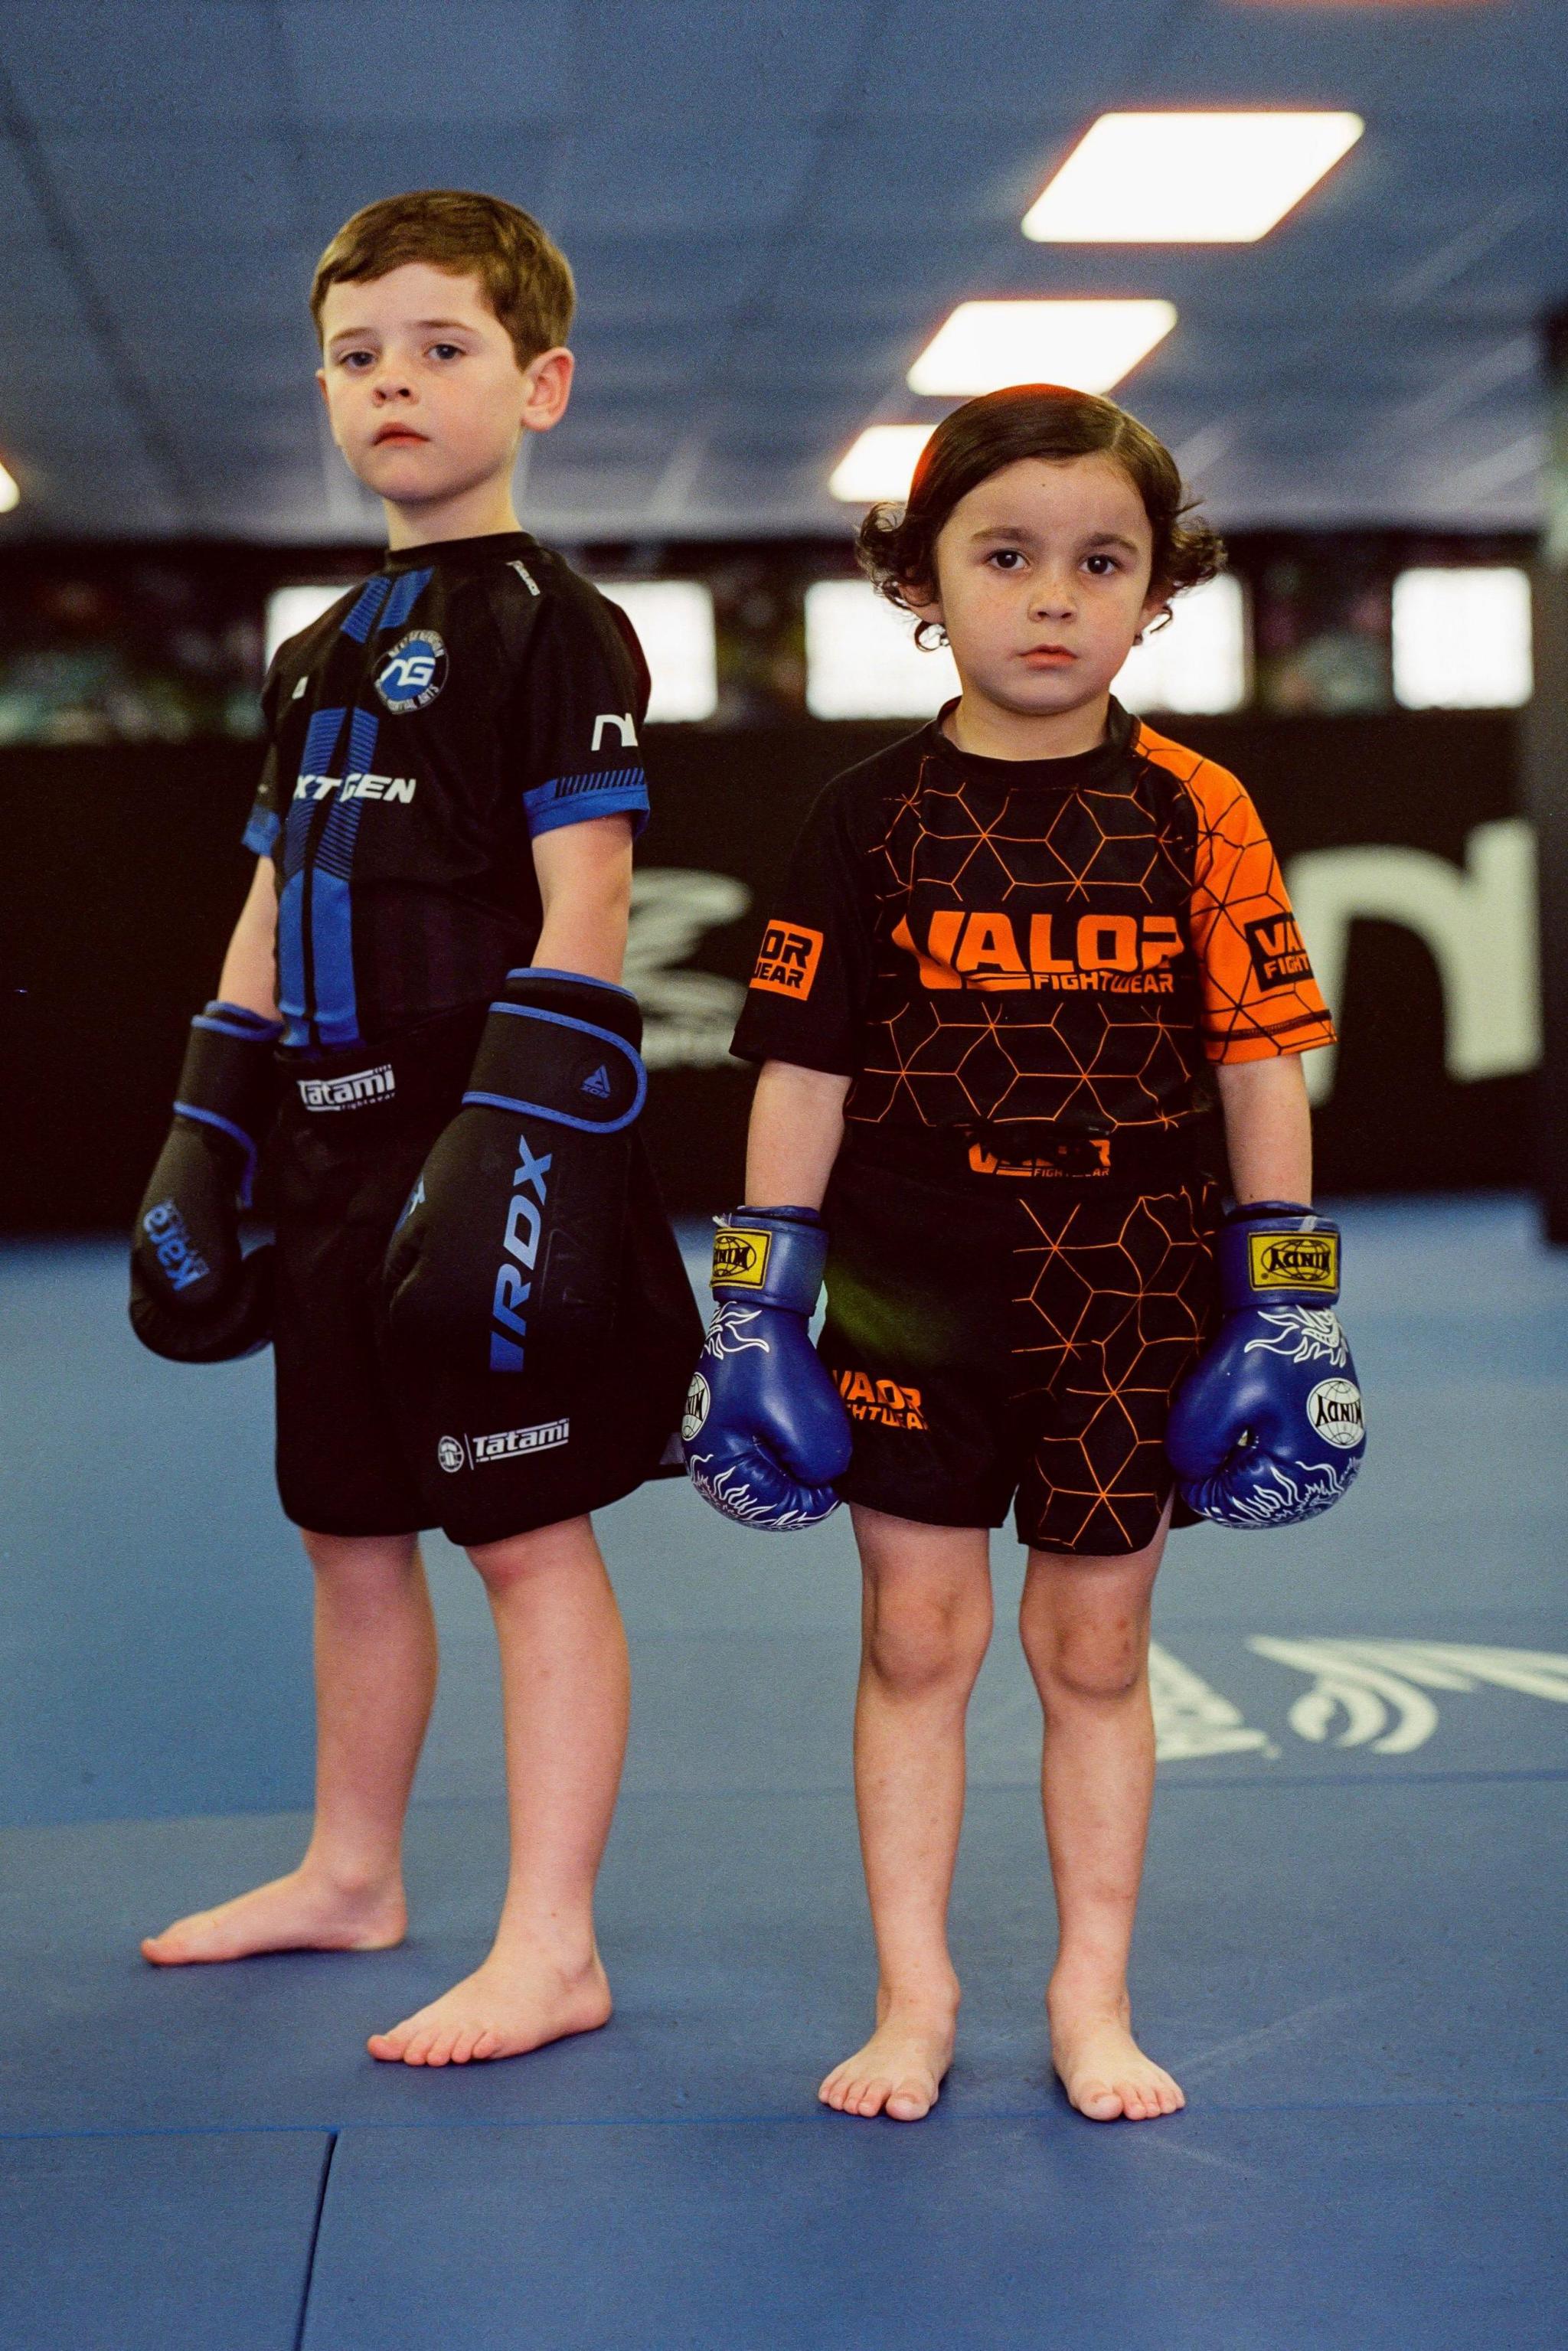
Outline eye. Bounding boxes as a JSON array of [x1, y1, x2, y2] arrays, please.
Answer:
[[987, 548, 1026, 572], [1083, 553, 1123, 577], [339, 349, 375, 371], [429, 342, 464, 361]]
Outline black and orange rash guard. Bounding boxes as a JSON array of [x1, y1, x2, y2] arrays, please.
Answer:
[[730, 699, 1334, 1141]]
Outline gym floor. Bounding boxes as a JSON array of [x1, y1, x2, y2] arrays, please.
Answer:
[[2, 1197, 1565, 2348]]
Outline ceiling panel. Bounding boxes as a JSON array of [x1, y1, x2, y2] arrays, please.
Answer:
[[0, 0, 1563, 540]]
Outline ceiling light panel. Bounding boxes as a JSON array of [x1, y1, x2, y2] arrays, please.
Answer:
[[907, 302, 1178, 397], [1023, 113, 1364, 243], [829, 425, 935, 503]]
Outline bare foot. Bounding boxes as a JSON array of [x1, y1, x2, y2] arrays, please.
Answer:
[[367, 1944, 612, 2066], [818, 1999, 957, 2123], [141, 1867, 406, 1967], [1048, 1985, 1184, 2123]]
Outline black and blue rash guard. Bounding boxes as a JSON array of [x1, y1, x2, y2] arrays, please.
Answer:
[[243, 531, 651, 1053]]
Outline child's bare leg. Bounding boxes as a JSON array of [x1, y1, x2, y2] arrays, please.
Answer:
[[1018, 1507, 1184, 2122], [369, 1513, 626, 2065], [819, 1504, 992, 2122], [142, 1528, 436, 1963]]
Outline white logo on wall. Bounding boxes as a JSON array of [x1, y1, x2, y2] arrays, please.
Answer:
[[1286, 818, 1540, 1105], [626, 868, 751, 1069]]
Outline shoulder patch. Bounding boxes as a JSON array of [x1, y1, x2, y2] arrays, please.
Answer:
[[750, 922, 823, 998]]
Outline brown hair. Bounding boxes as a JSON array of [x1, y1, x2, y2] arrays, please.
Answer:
[[858, 384, 1224, 645], [310, 189, 575, 368]]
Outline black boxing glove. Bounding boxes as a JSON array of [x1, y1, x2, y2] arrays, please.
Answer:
[[129, 1001, 280, 1363], [383, 968, 646, 1380]]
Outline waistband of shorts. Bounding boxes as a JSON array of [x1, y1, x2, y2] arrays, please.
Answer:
[[838, 1114, 1222, 1192], [278, 1004, 488, 1125]]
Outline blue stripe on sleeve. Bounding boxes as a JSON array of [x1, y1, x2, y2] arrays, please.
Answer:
[[523, 766, 650, 841], [243, 805, 280, 856]]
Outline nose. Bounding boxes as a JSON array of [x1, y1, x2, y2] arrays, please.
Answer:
[[371, 370, 415, 405], [1030, 570, 1076, 621]]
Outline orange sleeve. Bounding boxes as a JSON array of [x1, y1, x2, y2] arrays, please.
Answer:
[[1168, 747, 1336, 1064]]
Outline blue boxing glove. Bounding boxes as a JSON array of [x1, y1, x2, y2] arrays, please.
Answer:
[[1166, 1200, 1367, 1528], [683, 1207, 854, 1531]]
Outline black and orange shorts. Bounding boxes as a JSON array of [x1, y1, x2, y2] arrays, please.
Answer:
[[818, 1126, 1221, 1556]]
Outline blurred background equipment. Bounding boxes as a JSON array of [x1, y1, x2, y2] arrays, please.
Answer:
[[0, 0, 1563, 1230]]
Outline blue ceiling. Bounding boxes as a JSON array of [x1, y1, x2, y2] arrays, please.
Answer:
[[1, 0, 1564, 543]]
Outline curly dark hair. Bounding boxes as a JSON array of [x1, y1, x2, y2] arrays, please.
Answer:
[[857, 384, 1225, 647]]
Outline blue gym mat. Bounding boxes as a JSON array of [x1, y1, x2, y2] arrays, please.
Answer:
[[297, 2106, 1568, 2351], [2, 1200, 1566, 2345], [0, 2128, 331, 2351]]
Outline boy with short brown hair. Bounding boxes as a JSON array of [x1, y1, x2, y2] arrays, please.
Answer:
[[133, 190, 699, 2066]]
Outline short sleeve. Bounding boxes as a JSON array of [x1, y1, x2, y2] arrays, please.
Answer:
[[1184, 759, 1336, 1063], [241, 660, 285, 858], [514, 589, 652, 841], [730, 783, 874, 1076]]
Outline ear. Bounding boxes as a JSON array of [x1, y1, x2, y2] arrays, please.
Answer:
[[519, 346, 574, 435], [1138, 583, 1172, 640], [900, 573, 944, 638]]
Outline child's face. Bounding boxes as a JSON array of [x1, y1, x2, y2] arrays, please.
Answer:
[[316, 261, 571, 516], [911, 454, 1168, 723]]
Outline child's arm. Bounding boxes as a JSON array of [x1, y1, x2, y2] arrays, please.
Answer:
[[216, 857, 281, 1021], [531, 814, 633, 983], [744, 1060, 853, 1207], [1214, 1052, 1313, 1204]]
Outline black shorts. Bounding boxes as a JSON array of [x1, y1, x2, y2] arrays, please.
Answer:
[[270, 1011, 701, 1547], [819, 1129, 1221, 1556]]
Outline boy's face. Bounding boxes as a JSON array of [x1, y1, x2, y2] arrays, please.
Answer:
[[910, 454, 1168, 723], [316, 261, 571, 515]]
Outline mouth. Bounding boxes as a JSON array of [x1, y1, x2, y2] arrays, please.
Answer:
[[372, 426, 428, 448], [1021, 645, 1077, 667]]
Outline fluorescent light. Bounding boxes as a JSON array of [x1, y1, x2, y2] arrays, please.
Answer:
[[1392, 567, 1532, 710], [907, 301, 1177, 398], [266, 583, 348, 665], [0, 459, 18, 514], [830, 424, 934, 504], [1024, 113, 1363, 243], [595, 580, 717, 723], [805, 580, 959, 720], [1115, 574, 1249, 715]]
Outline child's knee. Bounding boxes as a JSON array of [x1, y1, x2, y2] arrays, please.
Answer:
[[864, 1589, 990, 1698], [1029, 1612, 1145, 1703]]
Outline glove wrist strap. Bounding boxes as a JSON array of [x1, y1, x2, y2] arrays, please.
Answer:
[[174, 1001, 283, 1204], [711, 1206, 827, 1314], [1218, 1207, 1341, 1311], [464, 968, 646, 1135]]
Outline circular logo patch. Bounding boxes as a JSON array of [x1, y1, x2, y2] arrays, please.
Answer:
[[375, 629, 447, 713], [436, 1435, 465, 1474], [681, 1372, 710, 1445], [1306, 1377, 1364, 1449]]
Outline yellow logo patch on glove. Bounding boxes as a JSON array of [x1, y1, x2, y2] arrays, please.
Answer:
[[1248, 1232, 1338, 1291], [713, 1229, 772, 1287]]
